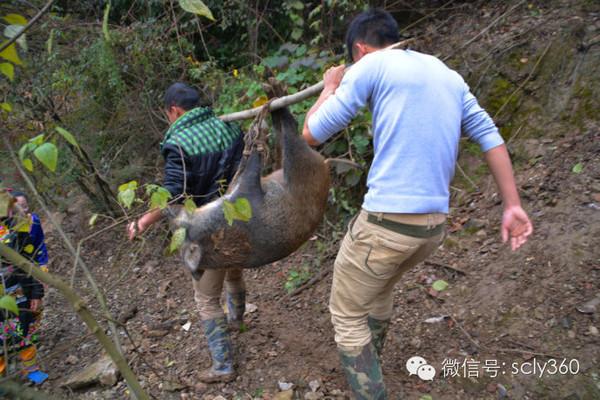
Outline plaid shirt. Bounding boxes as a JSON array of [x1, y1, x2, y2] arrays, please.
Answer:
[[160, 107, 244, 205], [161, 107, 241, 156]]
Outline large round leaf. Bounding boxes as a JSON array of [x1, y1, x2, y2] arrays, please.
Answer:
[[179, 0, 215, 21], [2, 14, 27, 26], [0, 42, 22, 65], [0, 62, 14, 81], [33, 142, 58, 172], [0, 295, 19, 315]]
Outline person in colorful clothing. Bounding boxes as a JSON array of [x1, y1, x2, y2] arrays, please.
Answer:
[[0, 191, 46, 383], [303, 9, 533, 399], [11, 191, 49, 272], [128, 83, 246, 382]]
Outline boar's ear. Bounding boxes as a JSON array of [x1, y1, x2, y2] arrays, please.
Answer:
[[182, 242, 202, 274]]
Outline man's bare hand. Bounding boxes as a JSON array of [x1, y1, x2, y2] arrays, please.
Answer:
[[323, 65, 346, 92], [501, 206, 533, 251], [127, 221, 139, 241]]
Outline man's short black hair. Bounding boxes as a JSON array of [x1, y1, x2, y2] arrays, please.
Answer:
[[345, 9, 400, 62], [10, 190, 26, 200], [164, 82, 200, 111]]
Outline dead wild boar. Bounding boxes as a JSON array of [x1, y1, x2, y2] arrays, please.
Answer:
[[170, 106, 330, 278]]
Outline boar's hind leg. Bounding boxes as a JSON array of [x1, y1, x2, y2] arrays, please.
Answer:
[[231, 150, 264, 198]]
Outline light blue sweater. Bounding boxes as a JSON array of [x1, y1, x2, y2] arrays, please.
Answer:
[[308, 49, 504, 214]]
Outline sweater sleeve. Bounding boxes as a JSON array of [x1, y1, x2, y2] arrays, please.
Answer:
[[461, 83, 505, 152], [308, 58, 375, 144]]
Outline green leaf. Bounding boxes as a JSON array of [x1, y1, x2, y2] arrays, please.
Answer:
[[118, 180, 138, 192], [184, 198, 196, 214], [179, 0, 215, 21], [22, 158, 33, 172], [289, 1, 304, 10], [4, 25, 27, 51], [352, 134, 370, 154], [0, 62, 14, 81], [89, 213, 98, 227], [102, 2, 111, 42], [2, 14, 27, 26], [118, 189, 135, 209], [572, 162, 583, 174], [169, 227, 186, 254], [344, 169, 362, 187], [432, 279, 449, 292], [55, 126, 80, 148], [29, 133, 45, 146], [291, 28, 303, 41], [117, 181, 138, 204], [222, 199, 236, 226], [18, 142, 35, 160], [0, 42, 22, 65], [144, 183, 159, 196], [0, 295, 19, 315], [234, 197, 252, 221], [222, 198, 252, 225], [419, 396, 433, 400], [0, 102, 12, 112], [308, 5, 322, 19], [47, 29, 54, 54], [33, 142, 58, 172], [150, 187, 172, 209]]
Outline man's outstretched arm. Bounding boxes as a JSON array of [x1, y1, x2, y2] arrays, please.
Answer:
[[484, 144, 533, 251]]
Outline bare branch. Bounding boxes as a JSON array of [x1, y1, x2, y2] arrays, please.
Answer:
[[0, 244, 150, 400]]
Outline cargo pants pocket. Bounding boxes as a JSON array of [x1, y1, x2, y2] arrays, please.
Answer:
[[364, 234, 420, 279]]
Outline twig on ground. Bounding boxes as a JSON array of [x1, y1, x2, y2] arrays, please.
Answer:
[[456, 162, 479, 192], [424, 260, 468, 275], [506, 124, 524, 146], [442, 0, 527, 62], [399, 0, 457, 34], [429, 291, 565, 360], [286, 265, 332, 298], [492, 40, 553, 120]]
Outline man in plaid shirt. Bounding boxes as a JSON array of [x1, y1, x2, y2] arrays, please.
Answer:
[[128, 83, 245, 383]]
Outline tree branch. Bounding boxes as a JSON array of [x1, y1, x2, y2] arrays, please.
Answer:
[[0, 379, 65, 400], [2, 137, 132, 396], [0, 244, 150, 400], [0, 0, 55, 53]]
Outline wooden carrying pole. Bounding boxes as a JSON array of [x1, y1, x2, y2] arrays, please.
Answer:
[[219, 39, 413, 122]]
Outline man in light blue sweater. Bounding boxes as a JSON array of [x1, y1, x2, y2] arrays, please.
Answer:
[[303, 9, 533, 399]]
